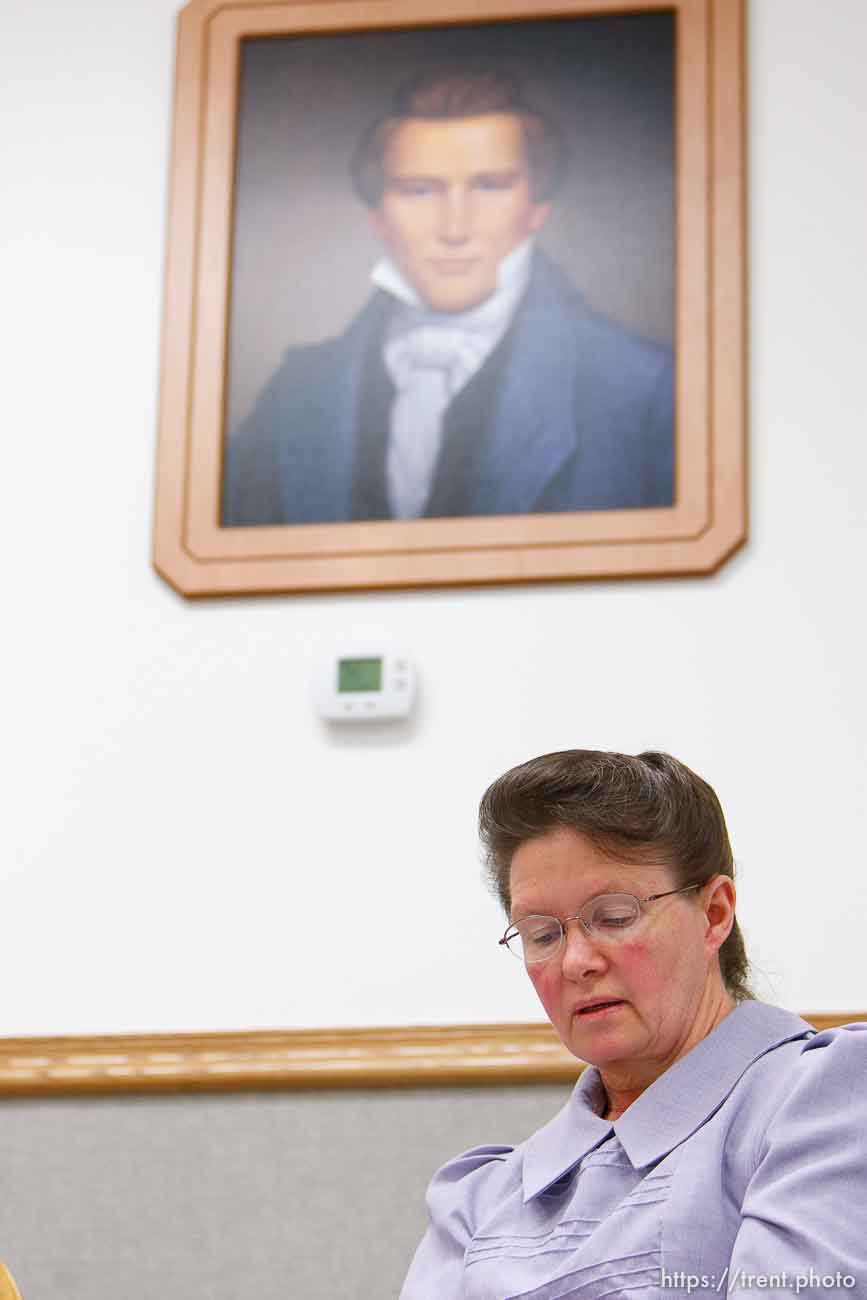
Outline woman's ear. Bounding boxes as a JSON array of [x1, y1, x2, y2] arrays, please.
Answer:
[[703, 875, 736, 956]]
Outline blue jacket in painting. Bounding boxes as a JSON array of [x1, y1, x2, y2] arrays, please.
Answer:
[[222, 250, 674, 527]]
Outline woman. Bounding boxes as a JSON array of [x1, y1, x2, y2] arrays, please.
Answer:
[[400, 750, 866, 1299]]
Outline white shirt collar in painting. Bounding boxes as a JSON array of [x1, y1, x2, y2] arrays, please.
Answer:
[[371, 239, 536, 520]]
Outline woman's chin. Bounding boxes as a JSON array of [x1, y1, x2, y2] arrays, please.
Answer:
[[567, 1008, 638, 1064]]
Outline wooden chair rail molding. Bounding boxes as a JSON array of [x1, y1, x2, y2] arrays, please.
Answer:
[[0, 1015, 861, 1098]]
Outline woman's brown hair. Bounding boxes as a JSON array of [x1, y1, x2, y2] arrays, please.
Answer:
[[479, 749, 752, 1001]]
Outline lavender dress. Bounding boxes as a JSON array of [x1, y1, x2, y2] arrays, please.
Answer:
[[399, 1003, 867, 1299]]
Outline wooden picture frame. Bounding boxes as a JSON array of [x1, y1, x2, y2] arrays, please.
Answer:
[[153, 0, 746, 597]]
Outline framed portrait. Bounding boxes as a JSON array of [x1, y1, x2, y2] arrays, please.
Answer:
[[153, 0, 746, 597]]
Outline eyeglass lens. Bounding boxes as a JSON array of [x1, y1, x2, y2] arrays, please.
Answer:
[[506, 893, 642, 962]]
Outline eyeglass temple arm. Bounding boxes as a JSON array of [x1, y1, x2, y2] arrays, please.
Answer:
[[643, 883, 703, 902]]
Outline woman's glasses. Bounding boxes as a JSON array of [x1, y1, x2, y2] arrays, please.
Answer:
[[499, 883, 703, 964]]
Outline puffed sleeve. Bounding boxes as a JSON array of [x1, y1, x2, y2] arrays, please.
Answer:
[[728, 1025, 867, 1297], [399, 1144, 513, 1299]]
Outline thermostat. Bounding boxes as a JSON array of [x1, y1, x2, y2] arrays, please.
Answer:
[[314, 650, 416, 721]]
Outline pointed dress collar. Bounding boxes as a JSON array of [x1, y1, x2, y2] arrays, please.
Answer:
[[521, 1002, 814, 1202]]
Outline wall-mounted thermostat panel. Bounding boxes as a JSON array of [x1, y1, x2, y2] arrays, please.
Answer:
[[314, 650, 416, 721]]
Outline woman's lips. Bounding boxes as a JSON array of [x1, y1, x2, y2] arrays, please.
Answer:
[[574, 1000, 625, 1020]]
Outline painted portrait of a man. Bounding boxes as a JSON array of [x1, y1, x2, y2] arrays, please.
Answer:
[[221, 20, 675, 528]]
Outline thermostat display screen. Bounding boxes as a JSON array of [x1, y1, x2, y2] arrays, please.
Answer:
[[338, 657, 382, 693]]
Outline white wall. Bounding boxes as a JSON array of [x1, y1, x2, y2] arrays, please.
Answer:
[[2, 0, 865, 1037]]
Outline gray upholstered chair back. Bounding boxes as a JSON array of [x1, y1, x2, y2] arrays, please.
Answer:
[[0, 1083, 570, 1299]]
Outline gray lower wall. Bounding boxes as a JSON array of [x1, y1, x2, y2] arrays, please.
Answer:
[[0, 1083, 571, 1299]]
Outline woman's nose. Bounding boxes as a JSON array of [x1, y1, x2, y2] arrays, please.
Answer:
[[560, 918, 607, 977]]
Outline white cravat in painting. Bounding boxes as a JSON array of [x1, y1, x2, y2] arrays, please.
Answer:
[[371, 240, 534, 520]]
